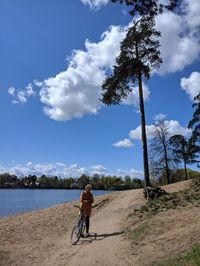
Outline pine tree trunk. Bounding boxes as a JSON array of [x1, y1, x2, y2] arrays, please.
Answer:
[[183, 142, 188, 180], [138, 71, 151, 187], [184, 160, 188, 180]]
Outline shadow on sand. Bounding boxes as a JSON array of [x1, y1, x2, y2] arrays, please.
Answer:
[[76, 231, 124, 245], [96, 231, 124, 238]]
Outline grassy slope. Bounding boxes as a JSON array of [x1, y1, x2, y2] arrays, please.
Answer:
[[126, 178, 200, 266]]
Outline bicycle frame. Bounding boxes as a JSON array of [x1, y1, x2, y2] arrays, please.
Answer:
[[71, 205, 86, 245]]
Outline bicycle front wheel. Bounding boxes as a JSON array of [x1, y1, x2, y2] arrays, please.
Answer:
[[71, 223, 81, 245], [81, 220, 86, 236]]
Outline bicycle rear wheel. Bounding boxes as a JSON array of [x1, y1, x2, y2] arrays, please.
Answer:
[[71, 222, 81, 245]]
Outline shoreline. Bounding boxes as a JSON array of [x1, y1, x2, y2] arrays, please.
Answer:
[[0, 189, 114, 219], [0, 191, 118, 265], [0, 181, 194, 265], [0, 190, 131, 266]]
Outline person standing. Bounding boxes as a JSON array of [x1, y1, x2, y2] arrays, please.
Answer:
[[80, 184, 94, 237]]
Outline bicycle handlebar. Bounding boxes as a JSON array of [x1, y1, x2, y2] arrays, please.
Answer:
[[73, 204, 97, 210], [73, 205, 81, 210]]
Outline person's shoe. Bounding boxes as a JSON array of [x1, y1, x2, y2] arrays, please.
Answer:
[[85, 233, 91, 237]]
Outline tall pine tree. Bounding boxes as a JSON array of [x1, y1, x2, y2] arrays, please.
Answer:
[[101, 17, 162, 187]]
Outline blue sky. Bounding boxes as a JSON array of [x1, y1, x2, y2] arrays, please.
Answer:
[[0, 0, 200, 178]]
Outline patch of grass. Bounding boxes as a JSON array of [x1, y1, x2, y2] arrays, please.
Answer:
[[133, 179, 200, 220], [127, 220, 150, 241], [0, 249, 9, 264], [153, 244, 200, 266]]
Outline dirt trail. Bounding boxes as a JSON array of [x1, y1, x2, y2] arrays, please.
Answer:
[[59, 189, 144, 266], [0, 189, 144, 266], [0, 180, 191, 266]]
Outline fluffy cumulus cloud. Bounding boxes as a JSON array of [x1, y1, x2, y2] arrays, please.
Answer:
[[129, 124, 156, 140], [180, 71, 200, 100], [115, 116, 191, 149], [122, 84, 150, 107], [0, 162, 143, 178], [8, 0, 200, 120], [117, 169, 144, 179], [156, 0, 200, 74], [153, 113, 167, 121], [80, 0, 109, 10], [36, 26, 126, 121], [0, 162, 86, 178], [63, 163, 89, 177], [8, 83, 35, 104], [90, 164, 108, 175], [10, 162, 61, 177], [129, 119, 191, 140], [113, 138, 134, 148], [80, 0, 200, 76], [81, 0, 200, 75]]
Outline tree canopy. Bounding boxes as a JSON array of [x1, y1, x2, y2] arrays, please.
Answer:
[[188, 93, 200, 167], [111, 0, 178, 16], [101, 17, 162, 105]]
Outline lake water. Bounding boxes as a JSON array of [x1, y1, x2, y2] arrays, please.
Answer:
[[0, 189, 111, 218]]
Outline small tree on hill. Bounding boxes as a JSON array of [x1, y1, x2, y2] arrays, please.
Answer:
[[149, 118, 175, 184], [188, 93, 200, 167], [169, 135, 189, 180], [101, 16, 162, 187]]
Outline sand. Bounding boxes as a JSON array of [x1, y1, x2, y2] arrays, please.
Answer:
[[1, 180, 199, 266]]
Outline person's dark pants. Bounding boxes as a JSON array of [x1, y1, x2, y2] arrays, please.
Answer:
[[85, 216, 90, 234]]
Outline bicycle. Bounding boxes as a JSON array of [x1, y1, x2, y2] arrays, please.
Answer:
[[71, 205, 86, 245]]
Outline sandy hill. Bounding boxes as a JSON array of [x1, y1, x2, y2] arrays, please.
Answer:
[[0, 180, 200, 266]]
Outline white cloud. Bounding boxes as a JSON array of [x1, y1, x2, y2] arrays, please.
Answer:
[[181, 0, 200, 29], [113, 138, 134, 148], [0, 162, 88, 178], [8, 0, 200, 120], [129, 120, 191, 140], [156, 0, 200, 74], [8, 83, 35, 104], [17, 91, 27, 103], [26, 83, 35, 97], [90, 164, 108, 175], [129, 124, 156, 140], [8, 23, 151, 121], [80, 0, 109, 10], [117, 169, 144, 179], [36, 25, 126, 121], [0, 162, 144, 179], [122, 84, 150, 107], [181, 71, 200, 100], [64, 163, 89, 177], [8, 87, 15, 96], [165, 120, 191, 137], [153, 113, 167, 121]]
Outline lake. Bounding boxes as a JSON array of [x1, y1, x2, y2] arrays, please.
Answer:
[[0, 189, 112, 218]]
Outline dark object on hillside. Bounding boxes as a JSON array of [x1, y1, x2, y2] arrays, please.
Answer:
[[143, 187, 168, 200]]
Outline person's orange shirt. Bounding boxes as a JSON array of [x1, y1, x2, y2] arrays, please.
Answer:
[[80, 191, 94, 216]]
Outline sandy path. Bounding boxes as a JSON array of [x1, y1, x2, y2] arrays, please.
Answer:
[[0, 189, 144, 266], [62, 190, 144, 266], [0, 181, 190, 266]]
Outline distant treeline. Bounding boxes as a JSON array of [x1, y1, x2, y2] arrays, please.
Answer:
[[0, 169, 199, 190], [0, 173, 142, 190]]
